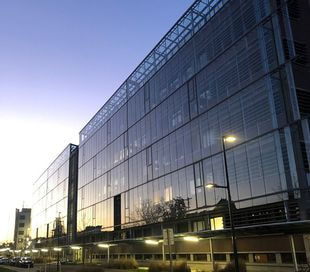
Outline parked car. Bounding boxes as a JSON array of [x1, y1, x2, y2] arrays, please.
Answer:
[[9, 257, 21, 266], [60, 258, 75, 265], [0, 257, 10, 265], [18, 257, 34, 268]]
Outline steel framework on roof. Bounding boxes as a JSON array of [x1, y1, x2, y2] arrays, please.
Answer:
[[80, 0, 228, 143]]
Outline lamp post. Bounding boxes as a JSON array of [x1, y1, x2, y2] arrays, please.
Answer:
[[206, 135, 239, 272]]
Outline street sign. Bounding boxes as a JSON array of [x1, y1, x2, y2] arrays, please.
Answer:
[[163, 228, 174, 246]]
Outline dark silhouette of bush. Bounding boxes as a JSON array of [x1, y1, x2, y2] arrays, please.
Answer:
[[102, 258, 138, 269], [213, 260, 246, 272], [149, 261, 190, 272]]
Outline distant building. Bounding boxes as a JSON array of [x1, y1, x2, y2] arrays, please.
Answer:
[[31, 144, 79, 245], [13, 208, 31, 250]]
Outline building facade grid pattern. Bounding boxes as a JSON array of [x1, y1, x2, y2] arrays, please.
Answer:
[[76, 0, 305, 232]]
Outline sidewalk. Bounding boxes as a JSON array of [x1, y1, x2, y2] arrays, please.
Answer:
[[1, 265, 36, 272]]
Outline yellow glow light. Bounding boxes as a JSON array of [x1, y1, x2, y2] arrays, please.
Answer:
[[183, 236, 199, 242], [224, 136, 236, 143], [70, 246, 81, 250], [206, 183, 215, 189], [98, 244, 109, 248], [31, 249, 38, 253], [210, 216, 224, 231], [53, 247, 62, 251], [145, 240, 159, 245], [41, 249, 48, 252]]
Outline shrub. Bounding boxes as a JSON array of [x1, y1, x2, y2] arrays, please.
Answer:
[[116, 258, 139, 269], [100, 259, 139, 270], [213, 260, 246, 272], [174, 261, 191, 272], [75, 267, 103, 272], [149, 261, 190, 272]]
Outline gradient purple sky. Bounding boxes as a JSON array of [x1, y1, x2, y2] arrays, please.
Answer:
[[0, 0, 194, 242]]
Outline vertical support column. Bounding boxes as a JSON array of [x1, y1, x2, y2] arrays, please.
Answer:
[[303, 234, 310, 264], [289, 235, 298, 272], [82, 246, 85, 264], [209, 238, 215, 271], [162, 243, 166, 261]]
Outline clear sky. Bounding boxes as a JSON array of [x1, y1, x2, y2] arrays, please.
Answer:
[[0, 0, 194, 242]]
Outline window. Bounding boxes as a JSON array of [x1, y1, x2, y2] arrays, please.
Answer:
[[253, 253, 276, 263], [210, 217, 224, 230], [281, 253, 293, 264], [154, 254, 162, 260], [19, 223, 25, 228], [213, 254, 226, 261], [165, 254, 176, 260], [230, 253, 249, 262], [18, 231, 24, 235], [135, 254, 143, 260], [296, 253, 307, 264], [178, 254, 190, 261], [143, 254, 153, 260], [19, 215, 25, 220], [193, 254, 208, 261], [192, 221, 205, 232]]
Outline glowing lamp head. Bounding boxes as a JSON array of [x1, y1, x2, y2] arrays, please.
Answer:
[[224, 136, 236, 143], [206, 183, 215, 189], [183, 236, 199, 242], [145, 240, 159, 245], [53, 247, 62, 252], [70, 246, 81, 250], [98, 244, 110, 248]]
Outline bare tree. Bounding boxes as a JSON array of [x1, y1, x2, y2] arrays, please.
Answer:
[[136, 199, 165, 224], [136, 197, 187, 224]]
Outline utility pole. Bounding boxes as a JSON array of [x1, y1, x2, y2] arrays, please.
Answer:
[[54, 213, 62, 272], [222, 136, 239, 272]]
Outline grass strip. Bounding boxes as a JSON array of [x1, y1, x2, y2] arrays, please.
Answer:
[[0, 267, 15, 272]]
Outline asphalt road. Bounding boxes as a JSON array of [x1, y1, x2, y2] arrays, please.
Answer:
[[1, 264, 129, 272], [1, 265, 36, 272]]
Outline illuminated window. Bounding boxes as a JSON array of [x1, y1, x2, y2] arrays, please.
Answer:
[[210, 216, 224, 230]]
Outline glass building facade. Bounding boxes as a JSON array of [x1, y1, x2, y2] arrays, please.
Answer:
[[32, 144, 78, 242], [77, 0, 310, 236]]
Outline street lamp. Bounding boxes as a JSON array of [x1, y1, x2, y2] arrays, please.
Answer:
[[145, 239, 159, 245], [70, 246, 81, 250], [183, 236, 199, 242], [206, 135, 239, 272]]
